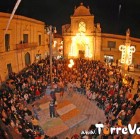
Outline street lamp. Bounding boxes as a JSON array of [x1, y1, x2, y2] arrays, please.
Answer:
[[47, 25, 57, 84]]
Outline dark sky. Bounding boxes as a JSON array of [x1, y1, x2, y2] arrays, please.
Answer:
[[1, 0, 140, 38]]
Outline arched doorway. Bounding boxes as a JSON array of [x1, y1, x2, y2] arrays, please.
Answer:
[[69, 33, 92, 58], [25, 52, 31, 66]]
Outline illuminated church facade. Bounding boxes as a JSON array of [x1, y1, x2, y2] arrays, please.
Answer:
[[62, 3, 140, 64], [62, 3, 101, 60]]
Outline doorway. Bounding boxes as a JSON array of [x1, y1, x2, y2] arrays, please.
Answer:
[[79, 50, 85, 58], [25, 52, 31, 66], [7, 63, 12, 74]]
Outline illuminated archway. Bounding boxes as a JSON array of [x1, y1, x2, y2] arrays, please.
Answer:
[[69, 32, 92, 58], [69, 21, 93, 58]]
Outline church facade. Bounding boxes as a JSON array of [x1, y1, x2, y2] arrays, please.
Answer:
[[62, 3, 101, 60], [62, 3, 140, 66]]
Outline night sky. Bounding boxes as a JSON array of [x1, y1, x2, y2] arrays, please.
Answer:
[[1, 0, 140, 38]]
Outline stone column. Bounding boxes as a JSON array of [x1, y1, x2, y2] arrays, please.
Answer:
[[94, 23, 101, 60]]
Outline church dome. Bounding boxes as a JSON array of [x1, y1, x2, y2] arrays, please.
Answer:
[[73, 3, 91, 16]]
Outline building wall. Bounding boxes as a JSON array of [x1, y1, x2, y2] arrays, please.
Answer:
[[101, 33, 140, 65], [63, 35, 72, 59], [0, 12, 48, 81]]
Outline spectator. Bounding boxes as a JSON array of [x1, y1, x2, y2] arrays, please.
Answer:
[[32, 104, 39, 120], [49, 100, 55, 118]]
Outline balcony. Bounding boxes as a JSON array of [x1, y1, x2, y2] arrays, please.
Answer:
[[101, 47, 119, 51], [16, 43, 38, 50]]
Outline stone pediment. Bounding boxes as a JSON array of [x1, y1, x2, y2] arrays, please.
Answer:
[[73, 3, 91, 16]]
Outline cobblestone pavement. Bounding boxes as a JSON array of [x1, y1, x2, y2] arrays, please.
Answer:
[[57, 93, 106, 138], [30, 92, 106, 138]]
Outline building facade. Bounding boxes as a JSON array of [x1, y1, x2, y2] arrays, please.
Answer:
[[62, 3, 101, 60], [0, 12, 48, 81], [101, 32, 140, 66], [62, 3, 140, 66]]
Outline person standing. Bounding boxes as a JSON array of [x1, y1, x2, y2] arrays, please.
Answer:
[[49, 100, 55, 118], [59, 80, 64, 98], [50, 90, 56, 105], [35, 87, 41, 99], [32, 104, 39, 120], [67, 81, 73, 97], [131, 77, 135, 88]]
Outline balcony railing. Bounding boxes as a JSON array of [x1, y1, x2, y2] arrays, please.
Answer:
[[101, 47, 119, 51], [16, 43, 38, 50]]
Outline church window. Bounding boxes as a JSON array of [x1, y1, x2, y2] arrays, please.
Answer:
[[78, 21, 86, 33]]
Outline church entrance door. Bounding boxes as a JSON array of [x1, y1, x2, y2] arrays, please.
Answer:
[[79, 50, 85, 58]]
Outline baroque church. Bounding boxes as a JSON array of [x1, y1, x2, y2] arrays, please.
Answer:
[[62, 3, 140, 65], [62, 3, 101, 60]]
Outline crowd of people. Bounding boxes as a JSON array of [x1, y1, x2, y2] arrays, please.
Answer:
[[62, 59, 140, 139], [0, 61, 49, 138], [0, 57, 140, 139]]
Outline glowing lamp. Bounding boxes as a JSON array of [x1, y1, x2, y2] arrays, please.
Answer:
[[70, 59, 73, 63], [70, 59, 74, 65], [68, 64, 72, 68]]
